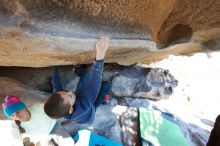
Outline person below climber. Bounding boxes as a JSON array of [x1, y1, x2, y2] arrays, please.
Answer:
[[2, 95, 75, 146], [207, 114, 220, 146], [44, 36, 111, 124]]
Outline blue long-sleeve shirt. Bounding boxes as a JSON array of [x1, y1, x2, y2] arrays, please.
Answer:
[[64, 60, 104, 123]]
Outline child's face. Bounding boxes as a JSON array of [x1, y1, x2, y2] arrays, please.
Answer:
[[11, 109, 31, 122], [57, 91, 76, 114], [58, 91, 76, 106]]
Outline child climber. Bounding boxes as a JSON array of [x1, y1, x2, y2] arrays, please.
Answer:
[[44, 36, 111, 124]]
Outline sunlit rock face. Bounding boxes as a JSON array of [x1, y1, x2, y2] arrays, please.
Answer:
[[0, 0, 219, 67]]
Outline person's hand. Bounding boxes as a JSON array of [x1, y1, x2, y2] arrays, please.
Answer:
[[95, 36, 110, 60]]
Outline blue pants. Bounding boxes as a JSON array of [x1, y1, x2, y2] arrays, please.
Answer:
[[52, 66, 111, 106]]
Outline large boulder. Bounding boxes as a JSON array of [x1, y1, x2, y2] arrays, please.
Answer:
[[111, 65, 178, 100], [0, 0, 219, 67]]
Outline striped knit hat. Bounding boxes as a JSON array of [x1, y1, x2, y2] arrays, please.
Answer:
[[2, 95, 27, 118]]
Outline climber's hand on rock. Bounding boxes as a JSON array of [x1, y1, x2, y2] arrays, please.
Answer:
[[96, 35, 110, 60]]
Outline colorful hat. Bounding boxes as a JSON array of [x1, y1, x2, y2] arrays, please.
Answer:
[[2, 95, 27, 118]]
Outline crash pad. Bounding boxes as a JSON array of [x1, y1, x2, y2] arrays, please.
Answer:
[[139, 107, 189, 146]]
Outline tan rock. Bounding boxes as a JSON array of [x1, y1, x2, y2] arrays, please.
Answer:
[[0, 0, 219, 67]]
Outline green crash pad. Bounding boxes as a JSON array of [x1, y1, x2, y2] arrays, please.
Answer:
[[139, 108, 189, 146]]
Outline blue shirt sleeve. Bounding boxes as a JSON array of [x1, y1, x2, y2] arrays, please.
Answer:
[[83, 60, 104, 103], [65, 60, 104, 123]]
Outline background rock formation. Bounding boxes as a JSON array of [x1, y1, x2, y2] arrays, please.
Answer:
[[0, 0, 219, 67], [111, 66, 178, 100]]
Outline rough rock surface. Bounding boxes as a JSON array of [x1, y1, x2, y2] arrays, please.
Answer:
[[0, 0, 219, 67], [0, 64, 177, 100], [112, 106, 140, 146], [111, 66, 178, 100]]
